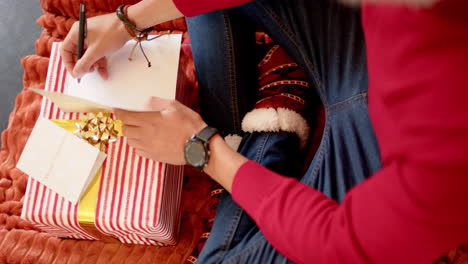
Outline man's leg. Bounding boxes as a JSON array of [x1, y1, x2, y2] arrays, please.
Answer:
[[187, 9, 257, 136], [197, 132, 301, 264]]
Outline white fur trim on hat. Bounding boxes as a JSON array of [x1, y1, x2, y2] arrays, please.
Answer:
[[241, 107, 310, 149]]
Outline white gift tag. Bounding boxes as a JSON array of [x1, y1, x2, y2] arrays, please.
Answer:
[[17, 117, 107, 204]]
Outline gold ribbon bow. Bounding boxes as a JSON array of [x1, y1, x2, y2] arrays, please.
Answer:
[[74, 112, 119, 152]]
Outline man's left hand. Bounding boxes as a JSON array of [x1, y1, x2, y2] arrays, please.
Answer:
[[114, 97, 207, 165]]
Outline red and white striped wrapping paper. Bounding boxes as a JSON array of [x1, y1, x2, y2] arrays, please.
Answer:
[[21, 42, 184, 245]]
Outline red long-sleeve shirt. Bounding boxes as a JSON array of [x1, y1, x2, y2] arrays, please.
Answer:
[[173, 0, 468, 262]]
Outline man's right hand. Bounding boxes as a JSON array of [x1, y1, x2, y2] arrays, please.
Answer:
[[60, 12, 132, 80]]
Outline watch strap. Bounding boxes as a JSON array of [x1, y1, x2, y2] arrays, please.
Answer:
[[196, 126, 219, 143]]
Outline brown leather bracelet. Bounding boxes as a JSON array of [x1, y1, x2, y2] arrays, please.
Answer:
[[123, 22, 139, 41], [116, 5, 153, 40], [116, 4, 172, 67]]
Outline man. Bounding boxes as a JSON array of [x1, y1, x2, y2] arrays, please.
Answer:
[[61, 0, 468, 262]]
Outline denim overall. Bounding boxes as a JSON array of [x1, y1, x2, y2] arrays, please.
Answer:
[[187, 0, 382, 262]]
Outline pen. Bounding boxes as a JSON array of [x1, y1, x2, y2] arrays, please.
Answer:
[[77, 3, 87, 84]]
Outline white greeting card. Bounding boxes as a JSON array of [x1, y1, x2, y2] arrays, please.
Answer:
[[31, 34, 182, 112]]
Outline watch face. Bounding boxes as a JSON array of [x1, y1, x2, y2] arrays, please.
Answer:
[[184, 139, 207, 168]]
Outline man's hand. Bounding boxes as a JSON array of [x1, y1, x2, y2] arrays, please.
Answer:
[[60, 13, 132, 80], [60, 0, 184, 80], [114, 97, 207, 165]]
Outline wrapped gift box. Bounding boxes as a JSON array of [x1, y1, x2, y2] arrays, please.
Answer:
[[20, 40, 184, 245]]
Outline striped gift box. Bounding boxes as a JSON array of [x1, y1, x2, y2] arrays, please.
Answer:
[[21, 43, 184, 245]]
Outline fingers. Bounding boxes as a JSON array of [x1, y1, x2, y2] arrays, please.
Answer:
[[61, 22, 99, 79], [127, 138, 145, 149], [114, 109, 161, 126], [74, 46, 100, 78], [114, 109, 139, 126], [146, 97, 177, 112], [95, 57, 108, 80], [135, 150, 153, 159], [127, 139, 154, 160], [122, 125, 141, 140], [91, 57, 108, 80], [60, 23, 79, 76]]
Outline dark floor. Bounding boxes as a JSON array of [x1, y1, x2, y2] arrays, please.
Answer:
[[0, 1, 43, 146]]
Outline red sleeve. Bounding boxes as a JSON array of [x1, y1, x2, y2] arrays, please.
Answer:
[[172, 0, 253, 17], [232, 1, 468, 263]]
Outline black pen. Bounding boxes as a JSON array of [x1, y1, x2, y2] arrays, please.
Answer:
[[77, 3, 87, 83]]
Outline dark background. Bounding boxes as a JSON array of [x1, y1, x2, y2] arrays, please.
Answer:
[[0, 1, 42, 146]]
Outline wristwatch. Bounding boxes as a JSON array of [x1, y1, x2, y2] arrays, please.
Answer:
[[184, 126, 219, 170]]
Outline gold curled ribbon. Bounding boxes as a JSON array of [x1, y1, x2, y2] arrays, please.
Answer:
[[74, 112, 120, 152]]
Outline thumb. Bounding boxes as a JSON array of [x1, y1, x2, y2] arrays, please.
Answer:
[[73, 47, 99, 78], [145, 97, 174, 112]]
